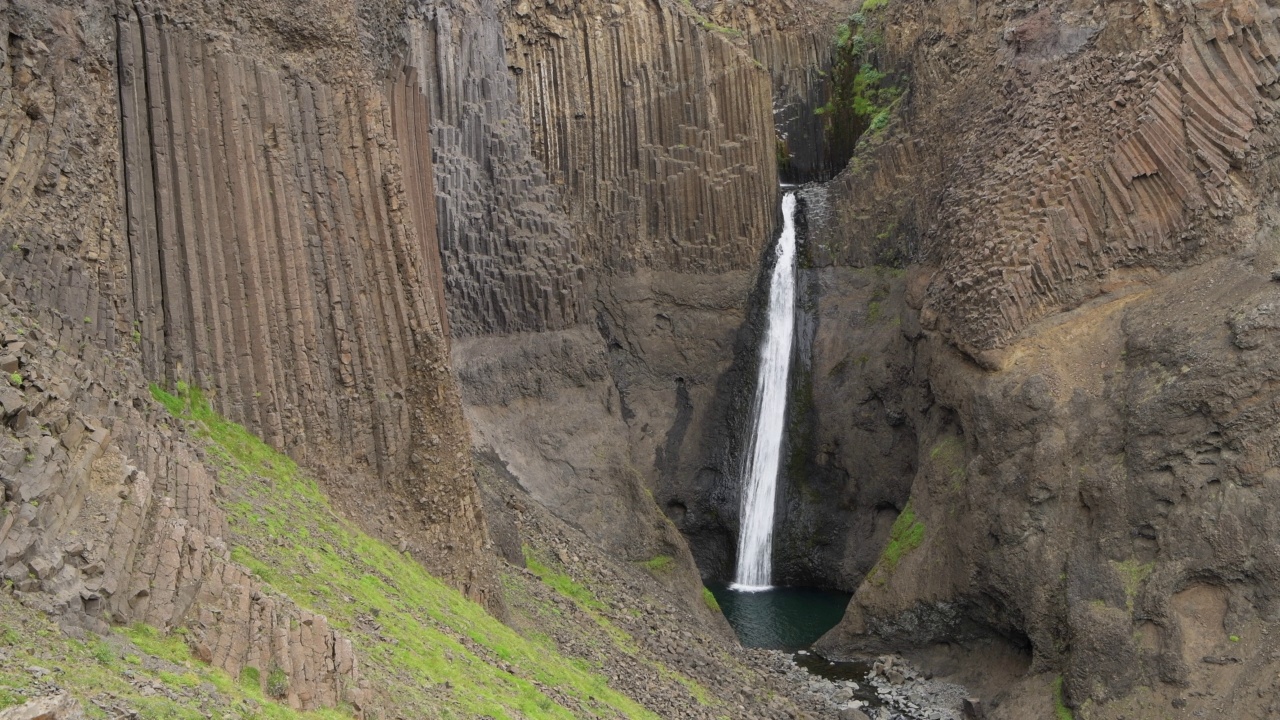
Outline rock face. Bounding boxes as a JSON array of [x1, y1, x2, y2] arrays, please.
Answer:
[[0, 300, 363, 711], [404, 0, 589, 336], [0, 1, 506, 712], [807, 0, 1280, 716], [2, 0, 495, 608], [445, 0, 803, 592], [812, 0, 1280, 356], [504, 0, 778, 273]]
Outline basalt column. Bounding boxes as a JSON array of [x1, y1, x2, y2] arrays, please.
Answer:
[[110, 6, 493, 604]]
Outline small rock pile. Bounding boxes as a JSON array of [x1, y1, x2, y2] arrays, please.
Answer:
[[777, 652, 972, 720]]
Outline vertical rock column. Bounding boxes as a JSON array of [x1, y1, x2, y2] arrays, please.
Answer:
[[111, 5, 495, 605], [404, 1, 588, 337], [504, 0, 779, 274]]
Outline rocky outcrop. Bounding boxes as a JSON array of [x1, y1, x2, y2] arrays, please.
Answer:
[[808, 0, 1280, 716], [503, 0, 778, 273], [0, 293, 364, 711], [772, 264, 917, 590], [404, 0, 588, 336], [812, 0, 1280, 356]]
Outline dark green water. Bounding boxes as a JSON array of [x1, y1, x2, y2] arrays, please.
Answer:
[[706, 582, 852, 650]]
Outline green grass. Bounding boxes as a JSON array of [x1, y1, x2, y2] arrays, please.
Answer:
[[702, 587, 721, 613], [151, 384, 657, 719], [861, 0, 889, 11], [0, 689, 25, 711], [1053, 675, 1074, 720], [523, 546, 606, 612], [870, 500, 925, 581], [0, 603, 338, 720], [640, 555, 674, 574], [7, 372, 19, 387], [119, 623, 192, 665]]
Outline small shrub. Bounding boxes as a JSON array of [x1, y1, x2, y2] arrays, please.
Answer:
[[266, 666, 289, 698], [702, 587, 721, 613], [1230, 634, 1241, 642], [92, 639, 114, 665], [7, 372, 20, 387]]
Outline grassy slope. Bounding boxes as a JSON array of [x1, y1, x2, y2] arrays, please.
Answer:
[[0, 601, 349, 720], [0, 385, 668, 720], [145, 384, 664, 719]]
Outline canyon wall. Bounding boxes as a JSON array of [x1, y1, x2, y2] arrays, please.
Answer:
[[1, 3, 500, 712], [0, 305, 365, 709], [403, 0, 589, 336], [808, 0, 1280, 717], [443, 0, 810, 594]]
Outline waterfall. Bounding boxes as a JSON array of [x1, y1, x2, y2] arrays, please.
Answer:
[[733, 192, 798, 591]]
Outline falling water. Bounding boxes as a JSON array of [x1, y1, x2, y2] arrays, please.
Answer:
[[732, 192, 798, 591]]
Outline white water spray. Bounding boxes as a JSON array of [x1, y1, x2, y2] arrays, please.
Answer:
[[732, 192, 798, 591]]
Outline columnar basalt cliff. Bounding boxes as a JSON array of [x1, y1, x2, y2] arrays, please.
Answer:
[[804, 0, 1280, 717], [403, 0, 589, 336], [810, 0, 1280, 355], [503, 0, 778, 272], [440, 0, 804, 600], [2, 2, 493, 712], [109, 3, 495, 604], [0, 295, 364, 710]]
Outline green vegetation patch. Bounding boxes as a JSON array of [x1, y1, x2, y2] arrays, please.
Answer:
[[929, 436, 967, 482], [640, 555, 674, 574], [0, 602, 341, 720], [151, 384, 655, 719], [702, 587, 721, 613], [1053, 675, 1074, 720], [1111, 559, 1154, 611], [523, 546, 606, 612], [820, 9, 905, 160], [119, 623, 192, 665], [871, 500, 925, 581]]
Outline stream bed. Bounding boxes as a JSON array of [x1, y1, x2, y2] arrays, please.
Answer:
[[709, 583, 968, 719]]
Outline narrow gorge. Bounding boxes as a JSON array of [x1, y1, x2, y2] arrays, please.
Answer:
[[3, 0, 1280, 719]]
